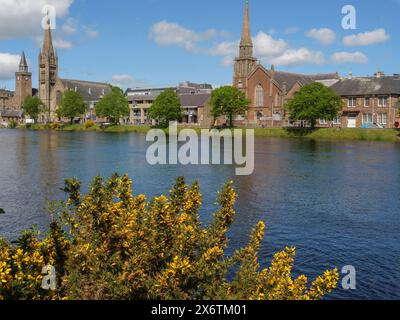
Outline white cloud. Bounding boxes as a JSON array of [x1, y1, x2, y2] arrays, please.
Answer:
[[149, 21, 220, 52], [253, 32, 288, 57], [331, 51, 368, 64], [307, 28, 336, 45], [112, 74, 134, 84], [210, 32, 288, 66], [270, 48, 325, 66], [283, 27, 300, 35], [343, 28, 390, 46], [111, 74, 143, 89], [209, 41, 238, 66], [62, 17, 77, 35], [0, 53, 21, 80], [0, 0, 74, 39], [53, 37, 73, 49], [84, 27, 99, 39], [151, 21, 324, 68]]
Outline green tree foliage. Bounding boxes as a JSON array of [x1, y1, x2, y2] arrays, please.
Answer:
[[22, 96, 44, 122], [58, 91, 86, 124], [0, 175, 339, 300], [148, 89, 183, 128], [0, 208, 5, 214], [285, 82, 343, 128], [95, 86, 129, 124], [210, 86, 250, 128]]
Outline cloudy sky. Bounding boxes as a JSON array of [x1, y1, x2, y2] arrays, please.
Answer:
[[0, 0, 399, 90]]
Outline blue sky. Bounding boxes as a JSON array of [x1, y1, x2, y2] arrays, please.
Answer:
[[0, 0, 399, 91]]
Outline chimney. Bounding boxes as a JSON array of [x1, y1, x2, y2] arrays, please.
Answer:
[[348, 72, 353, 80], [375, 71, 385, 78]]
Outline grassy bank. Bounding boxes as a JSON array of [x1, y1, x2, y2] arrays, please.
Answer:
[[15, 124, 400, 142], [253, 128, 400, 142]]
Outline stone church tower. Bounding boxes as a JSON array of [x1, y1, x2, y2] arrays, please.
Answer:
[[233, 0, 257, 90], [14, 52, 32, 108], [38, 16, 58, 121]]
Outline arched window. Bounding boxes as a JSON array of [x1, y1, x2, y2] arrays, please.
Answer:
[[56, 91, 62, 106], [255, 85, 264, 107]]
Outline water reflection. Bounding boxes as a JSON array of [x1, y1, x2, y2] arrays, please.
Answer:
[[0, 130, 399, 300]]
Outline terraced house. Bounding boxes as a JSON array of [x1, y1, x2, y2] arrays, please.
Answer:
[[330, 73, 400, 129]]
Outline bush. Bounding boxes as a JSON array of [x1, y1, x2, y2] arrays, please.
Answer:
[[50, 123, 61, 130], [8, 120, 18, 129], [84, 120, 95, 129], [0, 175, 339, 300]]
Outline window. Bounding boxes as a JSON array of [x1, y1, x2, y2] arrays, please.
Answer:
[[333, 117, 341, 125], [362, 113, 372, 124], [364, 97, 370, 107], [256, 112, 263, 120], [319, 119, 327, 125], [255, 85, 264, 107], [377, 113, 388, 125], [348, 97, 357, 107], [88, 88, 92, 95], [378, 96, 388, 107]]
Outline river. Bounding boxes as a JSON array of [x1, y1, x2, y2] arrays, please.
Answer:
[[0, 129, 399, 300]]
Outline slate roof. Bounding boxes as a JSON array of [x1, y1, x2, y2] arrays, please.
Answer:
[[330, 76, 400, 96], [128, 94, 159, 103], [274, 71, 339, 91], [60, 79, 111, 102], [0, 110, 23, 118], [180, 93, 211, 107]]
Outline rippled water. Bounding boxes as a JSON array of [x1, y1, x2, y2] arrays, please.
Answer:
[[0, 129, 399, 300]]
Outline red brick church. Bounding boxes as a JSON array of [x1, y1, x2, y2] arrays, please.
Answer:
[[233, 0, 339, 127]]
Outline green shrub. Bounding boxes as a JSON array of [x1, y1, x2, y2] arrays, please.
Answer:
[[8, 120, 18, 129], [0, 175, 339, 300], [84, 120, 95, 129]]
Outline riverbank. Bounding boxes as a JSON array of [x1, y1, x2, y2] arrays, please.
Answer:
[[12, 124, 400, 142]]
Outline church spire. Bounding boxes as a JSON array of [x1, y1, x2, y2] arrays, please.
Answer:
[[42, 15, 54, 55], [240, 0, 252, 46], [19, 51, 28, 72]]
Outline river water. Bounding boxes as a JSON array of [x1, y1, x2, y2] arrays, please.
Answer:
[[0, 129, 399, 300]]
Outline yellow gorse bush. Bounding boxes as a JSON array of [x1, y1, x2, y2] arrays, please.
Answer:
[[0, 174, 339, 300]]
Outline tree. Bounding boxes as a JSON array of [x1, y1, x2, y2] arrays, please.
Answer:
[[148, 89, 183, 128], [210, 86, 250, 128], [95, 86, 129, 124], [0, 174, 339, 300], [285, 82, 343, 129], [58, 91, 86, 124], [22, 96, 44, 122], [0, 208, 4, 214]]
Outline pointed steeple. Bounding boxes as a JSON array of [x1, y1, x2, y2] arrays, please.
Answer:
[[240, 0, 252, 46], [42, 14, 54, 56], [19, 51, 28, 72]]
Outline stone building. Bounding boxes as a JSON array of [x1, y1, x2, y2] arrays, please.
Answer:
[[127, 83, 212, 126], [330, 73, 400, 128], [0, 52, 34, 124], [38, 16, 111, 122], [233, 0, 339, 127]]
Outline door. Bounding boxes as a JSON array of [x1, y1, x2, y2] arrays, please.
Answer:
[[347, 116, 357, 128]]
